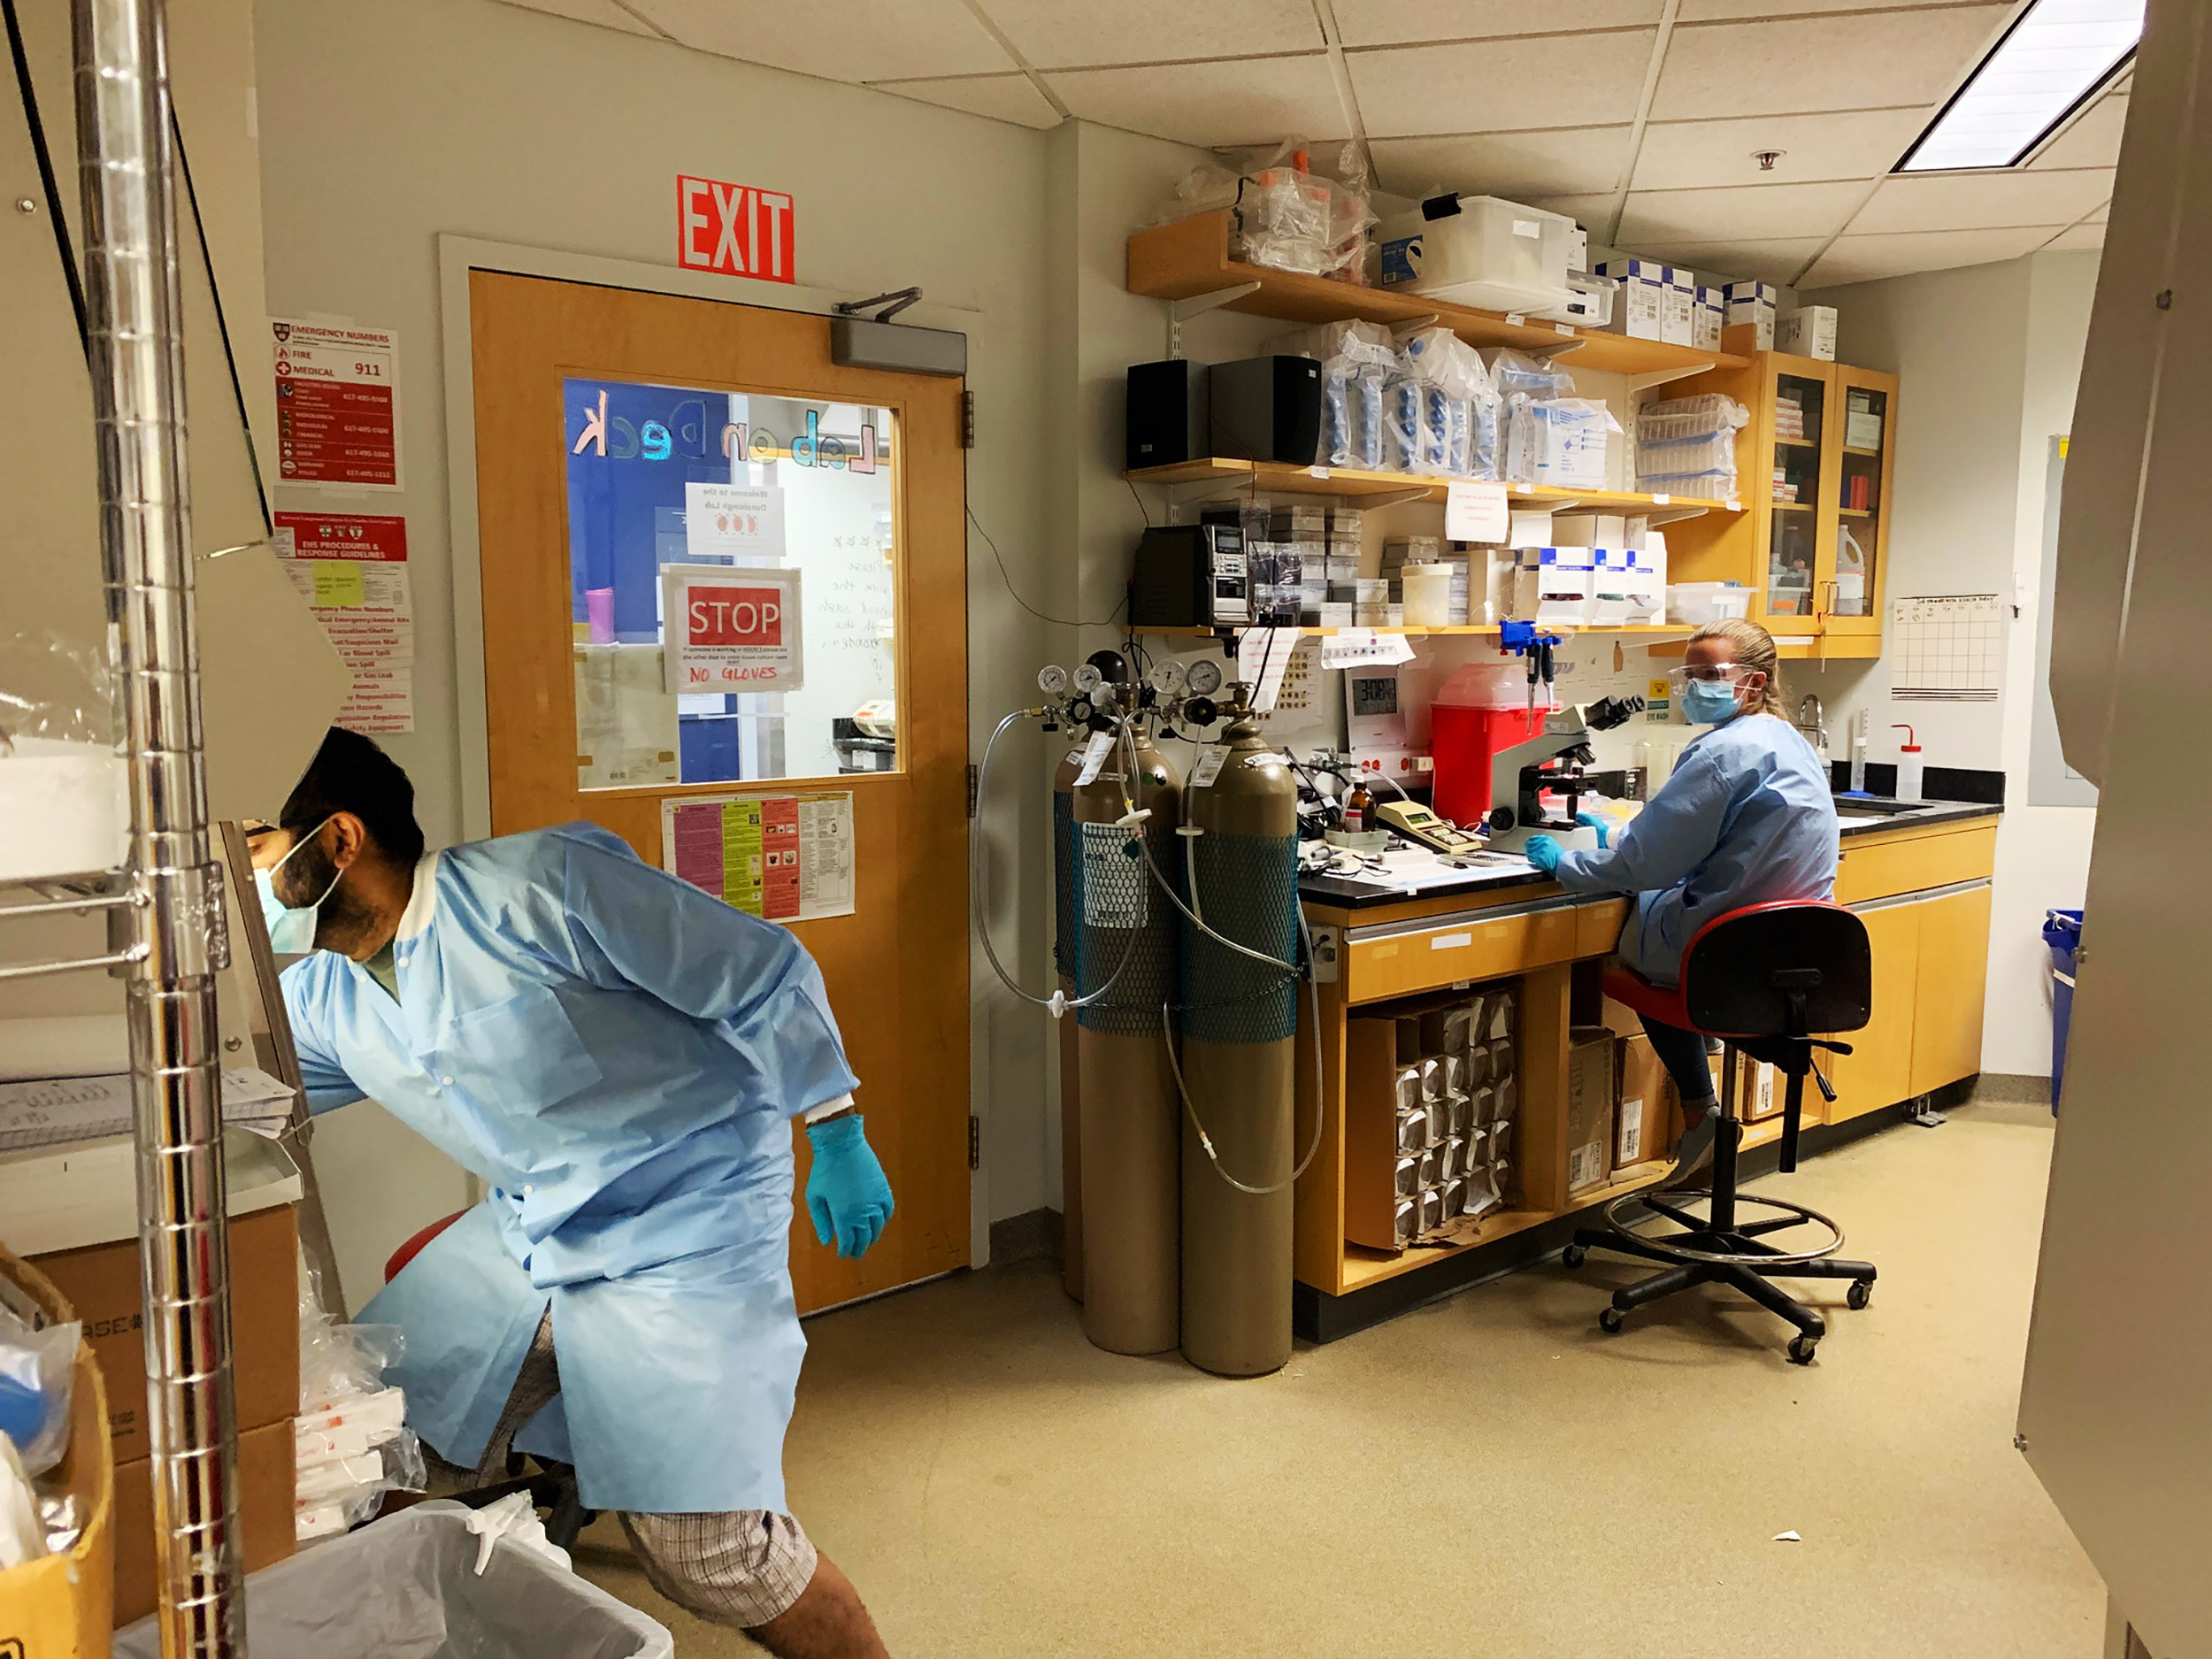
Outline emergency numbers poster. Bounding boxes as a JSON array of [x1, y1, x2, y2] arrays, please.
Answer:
[[270, 318, 402, 489], [660, 562, 804, 694], [660, 793, 856, 924]]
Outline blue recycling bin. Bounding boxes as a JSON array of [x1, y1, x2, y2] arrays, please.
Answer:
[[2042, 909, 2084, 1112]]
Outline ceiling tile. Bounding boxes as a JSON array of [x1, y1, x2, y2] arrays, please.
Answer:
[[1651, 8, 2009, 121], [2042, 223, 2106, 252], [1800, 226, 2053, 287], [1048, 54, 1346, 150], [1348, 32, 1657, 137], [629, 0, 1012, 81], [1631, 238, 1828, 286], [1847, 169, 2114, 234], [1633, 108, 1924, 190], [868, 73, 1062, 129], [979, 0, 1321, 70], [1333, 0, 1663, 46], [495, 0, 662, 35], [1370, 127, 1632, 200], [1618, 180, 1870, 242], [1676, 0, 1941, 18], [1521, 193, 1622, 229], [2031, 91, 2130, 170], [2085, 200, 2109, 223]]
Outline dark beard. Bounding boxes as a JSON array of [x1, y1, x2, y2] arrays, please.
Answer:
[[275, 834, 380, 955]]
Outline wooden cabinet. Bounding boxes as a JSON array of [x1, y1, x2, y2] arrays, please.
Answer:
[[1825, 899, 1921, 1123], [1909, 884, 1994, 1096], [1658, 347, 1897, 659], [1825, 881, 1994, 1122]]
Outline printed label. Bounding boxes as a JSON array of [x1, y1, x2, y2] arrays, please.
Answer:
[[1569, 1141, 1605, 1190], [1190, 743, 1231, 788], [1074, 730, 1114, 787], [1617, 1099, 1645, 1164]]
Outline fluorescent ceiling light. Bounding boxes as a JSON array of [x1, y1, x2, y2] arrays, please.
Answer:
[[1897, 0, 2142, 173]]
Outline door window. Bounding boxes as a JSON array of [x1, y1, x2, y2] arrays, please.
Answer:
[[563, 376, 899, 788]]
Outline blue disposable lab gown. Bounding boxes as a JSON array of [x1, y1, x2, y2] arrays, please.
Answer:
[[281, 823, 859, 1514], [1550, 712, 1839, 987]]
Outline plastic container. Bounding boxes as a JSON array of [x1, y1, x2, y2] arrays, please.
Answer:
[[114, 1501, 672, 1659], [0, 739, 130, 884], [1668, 582, 1759, 625], [1400, 563, 1455, 627], [2042, 910, 2082, 1113], [1893, 726, 1924, 802], [1377, 196, 1578, 314], [1431, 661, 1547, 827], [1533, 270, 1617, 327]]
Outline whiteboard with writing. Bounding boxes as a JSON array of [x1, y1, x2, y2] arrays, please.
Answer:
[[778, 444, 896, 777]]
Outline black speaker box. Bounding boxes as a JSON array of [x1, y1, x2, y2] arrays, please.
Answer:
[[1208, 356, 1323, 465], [1125, 359, 1209, 471]]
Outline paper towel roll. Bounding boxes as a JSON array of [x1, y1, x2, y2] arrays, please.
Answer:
[[0, 1015, 130, 1081]]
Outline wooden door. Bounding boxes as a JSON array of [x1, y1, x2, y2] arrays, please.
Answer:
[[1908, 884, 1993, 1095], [1825, 898, 1920, 1123], [1819, 365, 1896, 645], [467, 270, 970, 1310]]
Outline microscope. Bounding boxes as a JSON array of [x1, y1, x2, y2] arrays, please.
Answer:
[[1485, 695, 1646, 852]]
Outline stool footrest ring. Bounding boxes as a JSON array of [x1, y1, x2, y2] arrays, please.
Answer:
[[1599, 1189, 1847, 1268]]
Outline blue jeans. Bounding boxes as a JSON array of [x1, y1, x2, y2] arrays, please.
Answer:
[[1640, 1013, 1719, 1110]]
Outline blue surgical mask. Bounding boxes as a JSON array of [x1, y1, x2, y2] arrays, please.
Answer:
[[1681, 679, 1742, 726], [256, 818, 342, 954]]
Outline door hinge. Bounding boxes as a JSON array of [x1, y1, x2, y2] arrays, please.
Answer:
[[966, 761, 979, 817], [968, 1115, 981, 1171], [961, 388, 976, 449]]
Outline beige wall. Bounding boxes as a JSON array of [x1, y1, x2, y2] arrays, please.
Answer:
[[1801, 250, 2101, 1082]]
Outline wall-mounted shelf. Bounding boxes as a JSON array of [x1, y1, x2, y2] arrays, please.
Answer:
[[1127, 211, 1750, 383], [1771, 500, 1812, 511], [1134, 623, 1694, 640], [1127, 457, 1740, 522], [1839, 508, 1874, 519], [1842, 444, 1881, 457]]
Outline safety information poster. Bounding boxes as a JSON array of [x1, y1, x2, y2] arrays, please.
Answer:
[[660, 562, 805, 694], [660, 791, 856, 924], [271, 318, 402, 489], [272, 513, 415, 733]]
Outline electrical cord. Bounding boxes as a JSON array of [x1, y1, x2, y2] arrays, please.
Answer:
[[966, 502, 1125, 629]]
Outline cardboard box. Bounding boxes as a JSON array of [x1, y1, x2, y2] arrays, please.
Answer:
[[1614, 1032, 1678, 1169], [1661, 265, 1696, 347], [33, 1204, 300, 1463], [1595, 257, 1666, 341], [1777, 305, 1837, 362], [110, 1417, 296, 1627], [1566, 1025, 1617, 1194], [1724, 279, 1777, 350], [1694, 285, 1724, 350], [1735, 1053, 1783, 1122], [0, 1249, 114, 1659]]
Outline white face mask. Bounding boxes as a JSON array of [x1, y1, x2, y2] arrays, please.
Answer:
[[255, 818, 342, 954]]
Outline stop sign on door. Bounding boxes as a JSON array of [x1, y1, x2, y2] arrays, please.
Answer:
[[660, 564, 805, 693], [687, 586, 784, 647]]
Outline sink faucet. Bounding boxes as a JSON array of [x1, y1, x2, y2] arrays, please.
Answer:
[[1797, 694, 1830, 766]]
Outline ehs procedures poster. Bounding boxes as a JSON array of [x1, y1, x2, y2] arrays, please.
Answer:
[[273, 512, 415, 733], [659, 792, 856, 923]]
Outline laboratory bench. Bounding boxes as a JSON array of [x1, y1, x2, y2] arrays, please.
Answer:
[[1290, 801, 2001, 1341]]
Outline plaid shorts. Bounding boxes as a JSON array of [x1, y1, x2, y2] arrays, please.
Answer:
[[468, 1310, 820, 1629]]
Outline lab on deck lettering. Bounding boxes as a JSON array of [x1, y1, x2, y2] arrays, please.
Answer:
[[661, 563, 804, 695]]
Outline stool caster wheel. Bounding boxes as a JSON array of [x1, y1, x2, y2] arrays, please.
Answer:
[[1787, 1334, 1818, 1365], [1847, 1279, 1873, 1311], [1562, 1244, 1587, 1269], [1598, 1307, 1625, 1334]]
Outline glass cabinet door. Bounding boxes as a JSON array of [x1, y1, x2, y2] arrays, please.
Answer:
[[1824, 367, 1893, 639], [1764, 368, 1827, 623]]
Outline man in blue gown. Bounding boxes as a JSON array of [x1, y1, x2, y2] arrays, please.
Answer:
[[253, 729, 895, 1655]]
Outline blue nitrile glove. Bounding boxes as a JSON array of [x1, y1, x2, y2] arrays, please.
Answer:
[[1573, 811, 1609, 849], [1525, 833, 1563, 874], [805, 1113, 895, 1259]]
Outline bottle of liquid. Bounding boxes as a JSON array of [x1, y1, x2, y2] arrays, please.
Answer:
[[1342, 778, 1373, 834], [1848, 709, 1869, 794], [1892, 725, 1924, 802]]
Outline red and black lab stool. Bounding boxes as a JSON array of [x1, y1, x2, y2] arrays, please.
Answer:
[[1562, 901, 1878, 1364]]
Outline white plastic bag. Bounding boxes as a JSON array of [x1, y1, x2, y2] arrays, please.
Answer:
[[463, 1490, 572, 1576], [0, 1432, 46, 1569], [0, 1305, 78, 1479]]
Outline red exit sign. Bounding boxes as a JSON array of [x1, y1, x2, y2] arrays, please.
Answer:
[[677, 175, 795, 284]]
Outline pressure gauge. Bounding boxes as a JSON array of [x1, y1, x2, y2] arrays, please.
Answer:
[[1038, 664, 1070, 696], [1147, 659, 1187, 695], [1186, 658, 1225, 697], [1072, 664, 1104, 695]]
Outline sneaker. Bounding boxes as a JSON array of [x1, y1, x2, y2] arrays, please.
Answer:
[[1668, 1107, 1721, 1187]]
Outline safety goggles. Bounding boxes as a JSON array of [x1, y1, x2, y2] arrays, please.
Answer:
[[1664, 663, 1748, 694]]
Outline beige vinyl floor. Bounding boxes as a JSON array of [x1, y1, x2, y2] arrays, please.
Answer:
[[575, 1096, 2104, 1656]]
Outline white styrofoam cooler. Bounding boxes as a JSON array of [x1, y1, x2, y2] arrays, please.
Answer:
[[0, 738, 128, 883]]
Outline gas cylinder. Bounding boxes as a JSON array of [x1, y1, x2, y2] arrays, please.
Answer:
[[1177, 716, 1302, 1376], [1051, 742, 1085, 1303], [1071, 720, 1183, 1356]]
